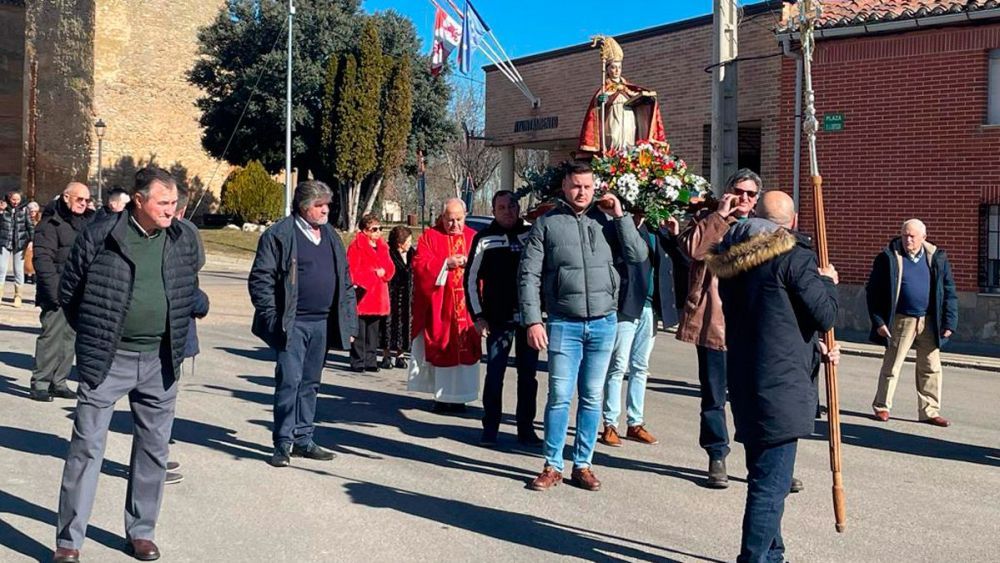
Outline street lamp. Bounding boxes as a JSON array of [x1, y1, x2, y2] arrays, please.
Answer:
[[94, 119, 106, 207]]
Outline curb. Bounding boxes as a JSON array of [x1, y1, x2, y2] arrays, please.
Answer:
[[839, 344, 1000, 373]]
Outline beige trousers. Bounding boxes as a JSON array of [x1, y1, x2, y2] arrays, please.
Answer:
[[872, 315, 942, 419]]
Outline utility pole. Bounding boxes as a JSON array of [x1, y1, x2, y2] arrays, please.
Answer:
[[284, 0, 295, 216], [711, 0, 739, 195]]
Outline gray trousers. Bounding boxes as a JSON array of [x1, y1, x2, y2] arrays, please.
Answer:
[[31, 308, 76, 391], [56, 349, 178, 549]]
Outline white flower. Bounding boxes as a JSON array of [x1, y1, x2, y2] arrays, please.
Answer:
[[664, 175, 683, 189], [664, 187, 679, 201]]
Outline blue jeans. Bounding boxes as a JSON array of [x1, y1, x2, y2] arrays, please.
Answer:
[[543, 313, 618, 472], [697, 345, 730, 459], [482, 322, 539, 438], [603, 305, 655, 427], [738, 440, 798, 563], [273, 317, 328, 448]]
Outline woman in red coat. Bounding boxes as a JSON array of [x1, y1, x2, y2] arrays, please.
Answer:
[[347, 214, 395, 372]]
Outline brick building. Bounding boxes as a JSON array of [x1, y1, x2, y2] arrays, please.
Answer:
[[0, 0, 228, 204], [485, 0, 1000, 350]]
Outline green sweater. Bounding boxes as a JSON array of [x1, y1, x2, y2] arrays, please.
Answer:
[[118, 217, 168, 352]]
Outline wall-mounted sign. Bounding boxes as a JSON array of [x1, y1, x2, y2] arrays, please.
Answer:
[[823, 113, 845, 132], [514, 116, 559, 133]]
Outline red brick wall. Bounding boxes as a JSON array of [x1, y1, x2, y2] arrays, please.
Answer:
[[486, 13, 782, 181], [778, 24, 1000, 292]]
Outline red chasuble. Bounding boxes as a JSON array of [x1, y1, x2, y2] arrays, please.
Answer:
[[578, 78, 667, 154], [411, 225, 482, 368]]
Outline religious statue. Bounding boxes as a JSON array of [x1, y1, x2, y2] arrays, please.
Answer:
[[578, 35, 666, 155]]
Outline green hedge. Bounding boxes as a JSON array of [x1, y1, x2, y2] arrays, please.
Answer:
[[221, 160, 283, 224]]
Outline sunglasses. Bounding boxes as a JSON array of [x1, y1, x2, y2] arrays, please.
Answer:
[[366, 226, 382, 233], [732, 188, 759, 198]]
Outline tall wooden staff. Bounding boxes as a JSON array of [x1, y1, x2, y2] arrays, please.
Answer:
[[800, 0, 846, 533]]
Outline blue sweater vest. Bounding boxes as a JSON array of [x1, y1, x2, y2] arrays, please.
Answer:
[[897, 252, 930, 317], [295, 227, 336, 321]]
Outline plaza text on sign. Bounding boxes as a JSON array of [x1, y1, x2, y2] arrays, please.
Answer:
[[823, 113, 845, 132], [513, 116, 559, 133]]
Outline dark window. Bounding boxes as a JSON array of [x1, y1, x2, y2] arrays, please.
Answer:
[[701, 122, 763, 179], [990, 50, 1000, 125], [980, 204, 1000, 292]]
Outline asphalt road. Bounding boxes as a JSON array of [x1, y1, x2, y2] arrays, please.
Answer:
[[1, 265, 997, 562]]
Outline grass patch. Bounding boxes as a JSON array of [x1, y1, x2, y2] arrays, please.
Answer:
[[200, 228, 261, 258]]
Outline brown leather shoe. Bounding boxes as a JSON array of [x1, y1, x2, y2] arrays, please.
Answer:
[[626, 425, 659, 445], [873, 409, 890, 422], [570, 466, 602, 491], [52, 548, 80, 563], [923, 416, 951, 427], [598, 425, 622, 447], [529, 466, 562, 491], [126, 539, 160, 561]]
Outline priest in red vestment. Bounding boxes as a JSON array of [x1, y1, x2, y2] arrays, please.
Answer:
[[407, 198, 482, 411]]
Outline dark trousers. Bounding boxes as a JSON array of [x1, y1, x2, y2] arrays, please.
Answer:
[[696, 345, 730, 459], [738, 439, 798, 563], [56, 349, 177, 549], [482, 322, 539, 438], [350, 315, 383, 370], [31, 308, 76, 391], [273, 317, 327, 448]]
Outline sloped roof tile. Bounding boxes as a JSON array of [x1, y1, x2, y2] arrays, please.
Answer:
[[785, 0, 999, 30]]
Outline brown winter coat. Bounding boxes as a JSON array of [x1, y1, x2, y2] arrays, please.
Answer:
[[676, 210, 736, 351]]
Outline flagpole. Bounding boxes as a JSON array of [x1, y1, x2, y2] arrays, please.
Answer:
[[284, 0, 295, 217]]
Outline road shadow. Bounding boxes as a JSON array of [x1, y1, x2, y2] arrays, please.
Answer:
[[0, 489, 124, 561], [343, 481, 725, 562], [0, 425, 131, 479], [106, 411, 272, 462], [0, 351, 35, 371], [0, 374, 31, 399], [215, 346, 273, 363], [810, 419, 999, 468], [645, 376, 702, 399], [0, 322, 42, 336]]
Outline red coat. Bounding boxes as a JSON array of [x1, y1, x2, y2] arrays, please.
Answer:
[[411, 225, 482, 367], [347, 235, 395, 316]]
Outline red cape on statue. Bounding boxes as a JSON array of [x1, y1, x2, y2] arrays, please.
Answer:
[[578, 79, 667, 155], [411, 225, 482, 368]]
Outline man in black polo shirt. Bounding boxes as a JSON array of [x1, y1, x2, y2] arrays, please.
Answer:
[[54, 167, 201, 563], [249, 181, 357, 467]]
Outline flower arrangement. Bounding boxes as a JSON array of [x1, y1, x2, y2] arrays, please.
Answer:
[[590, 140, 710, 223]]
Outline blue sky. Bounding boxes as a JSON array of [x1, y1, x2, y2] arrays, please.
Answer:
[[362, 0, 715, 78]]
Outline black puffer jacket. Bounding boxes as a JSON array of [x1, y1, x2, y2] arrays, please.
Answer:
[[59, 210, 201, 388], [464, 218, 532, 326], [33, 199, 94, 311], [0, 203, 35, 252], [708, 219, 838, 446]]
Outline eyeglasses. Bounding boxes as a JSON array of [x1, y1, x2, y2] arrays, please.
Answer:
[[67, 196, 92, 203], [366, 226, 382, 233], [732, 188, 759, 198]]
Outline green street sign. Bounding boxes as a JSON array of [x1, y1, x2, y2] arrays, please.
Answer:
[[823, 113, 845, 132]]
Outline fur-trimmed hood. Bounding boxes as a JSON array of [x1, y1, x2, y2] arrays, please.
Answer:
[[707, 220, 799, 280]]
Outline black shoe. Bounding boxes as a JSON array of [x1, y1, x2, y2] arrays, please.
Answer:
[[29, 388, 53, 402], [706, 458, 729, 489], [432, 401, 448, 413], [394, 357, 407, 369], [164, 471, 183, 485], [790, 477, 804, 493], [291, 442, 336, 461], [479, 432, 498, 447], [269, 445, 291, 467], [364, 366, 380, 373], [167, 460, 181, 471], [447, 403, 467, 413], [518, 432, 544, 446], [349, 366, 365, 373], [380, 357, 392, 369], [50, 386, 76, 400]]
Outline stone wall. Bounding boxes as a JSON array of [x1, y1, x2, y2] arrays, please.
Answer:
[[24, 0, 95, 200], [0, 2, 24, 191], [91, 0, 228, 204]]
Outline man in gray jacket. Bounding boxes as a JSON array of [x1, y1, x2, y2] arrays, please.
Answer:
[[519, 161, 648, 492]]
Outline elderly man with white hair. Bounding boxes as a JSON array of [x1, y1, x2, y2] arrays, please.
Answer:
[[408, 198, 482, 413], [866, 218, 958, 427]]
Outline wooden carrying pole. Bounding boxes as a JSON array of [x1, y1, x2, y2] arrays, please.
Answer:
[[800, 0, 846, 533]]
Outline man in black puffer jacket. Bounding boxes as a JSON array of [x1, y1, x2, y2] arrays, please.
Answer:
[[53, 167, 201, 563], [708, 191, 839, 563], [29, 182, 94, 402]]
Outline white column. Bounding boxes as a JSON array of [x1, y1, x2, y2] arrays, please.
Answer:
[[500, 146, 515, 192]]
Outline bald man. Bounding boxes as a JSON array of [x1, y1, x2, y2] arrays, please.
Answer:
[[30, 183, 95, 402], [867, 219, 957, 427], [408, 198, 482, 412], [708, 190, 840, 562]]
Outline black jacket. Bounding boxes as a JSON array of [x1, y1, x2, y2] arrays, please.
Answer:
[[708, 220, 838, 446], [248, 215, 357, 351], [464, 218, 532, 326], [615, 223, 683, 326], [32, 199, 94, 311], [865, 237, 958, 348], [1, 203, 35, 252], [59, 210, 202, 388]]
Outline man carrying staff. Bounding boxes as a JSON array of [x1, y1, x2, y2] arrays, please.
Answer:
[[408, 198, 482, 413]]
